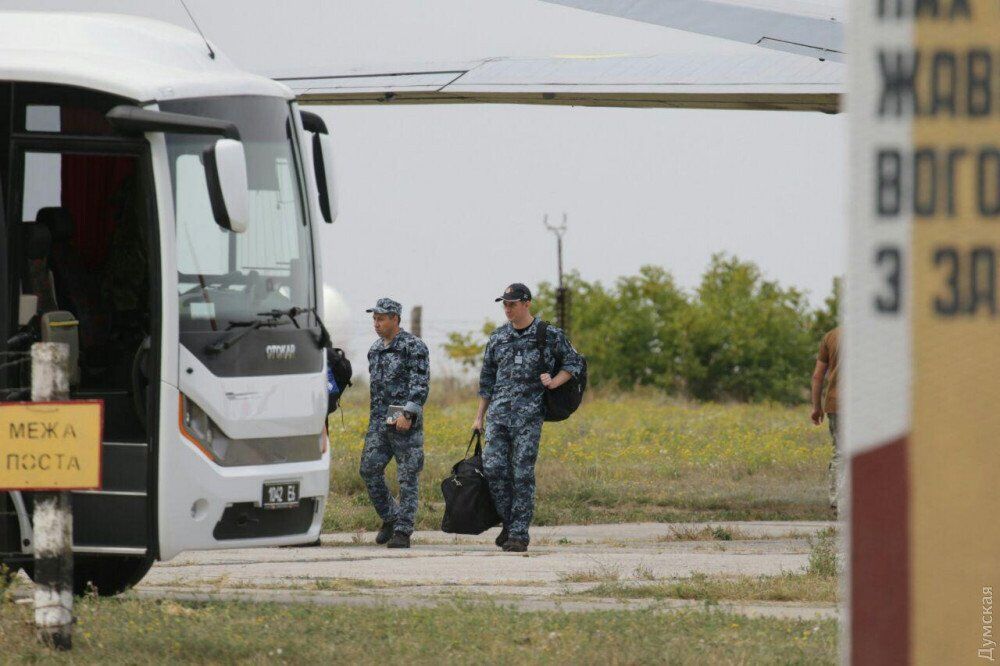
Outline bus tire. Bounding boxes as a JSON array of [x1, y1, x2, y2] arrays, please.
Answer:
[[21, 555, 154, 597], [74, 555, 154, 596]]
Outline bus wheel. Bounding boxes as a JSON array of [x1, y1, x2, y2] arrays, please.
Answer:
[[73, 555, 154, 596], [21, 555, 154, 597]]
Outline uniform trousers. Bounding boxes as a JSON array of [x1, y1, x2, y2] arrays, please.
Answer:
[[360, 426, 424, 535], [483, 417, 543, 542]]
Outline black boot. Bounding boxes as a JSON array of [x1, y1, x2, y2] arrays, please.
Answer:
[[502, 539, 528, 553], [375, 520, 396, 545], [495, 525, 508, 548], [387, 532, 411, 549]]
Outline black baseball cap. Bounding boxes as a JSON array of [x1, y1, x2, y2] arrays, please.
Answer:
[[495, 283, 532, 302]]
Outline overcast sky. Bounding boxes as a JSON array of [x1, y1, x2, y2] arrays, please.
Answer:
[[4, 0, 847, 373]]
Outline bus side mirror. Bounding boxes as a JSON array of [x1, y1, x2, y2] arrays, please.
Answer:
[[202, 138, 250, 233], [312, 132, 338, 223]]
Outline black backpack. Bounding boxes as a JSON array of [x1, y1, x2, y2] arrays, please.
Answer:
[[536, 321, 587, 422], [325, 346, 353, 414], [440, 431, 501, 534]]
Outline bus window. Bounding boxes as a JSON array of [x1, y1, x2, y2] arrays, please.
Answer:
[[24, 105, 60, 133], [21, 152, 61, 221], [175, 153, 229, 277]]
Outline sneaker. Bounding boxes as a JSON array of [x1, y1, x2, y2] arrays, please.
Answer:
[[375, 520, 396, 545], [387, 532, 411, 549], [502, 539, 528, 553], [495, 526, 508, 548]]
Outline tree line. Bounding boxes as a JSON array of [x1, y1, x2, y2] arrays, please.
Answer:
[[444, 254, 840, 404]]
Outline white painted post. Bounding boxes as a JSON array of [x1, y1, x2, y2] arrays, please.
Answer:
[[30, 342, 73, 650]]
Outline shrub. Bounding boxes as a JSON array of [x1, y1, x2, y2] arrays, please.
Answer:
[[444, 255, 841, 404]]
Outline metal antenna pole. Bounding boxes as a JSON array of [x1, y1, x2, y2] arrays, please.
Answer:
[[543, 213, 569, 335], [410, 305, 423, 339]]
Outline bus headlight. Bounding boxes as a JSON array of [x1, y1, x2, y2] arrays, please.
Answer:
[[178, 394, 320, 465], [179, 394, 221, 461]]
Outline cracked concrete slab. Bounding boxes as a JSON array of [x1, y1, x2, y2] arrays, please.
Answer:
[[134, 521, 840, 620]]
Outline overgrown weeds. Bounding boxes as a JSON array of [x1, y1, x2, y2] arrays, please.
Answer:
[[807, 528, 840, 578], [558, 564, 621, 584], [659, 525, 751, 542]]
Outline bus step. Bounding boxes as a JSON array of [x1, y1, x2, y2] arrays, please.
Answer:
[[71, 492, 147, 550]]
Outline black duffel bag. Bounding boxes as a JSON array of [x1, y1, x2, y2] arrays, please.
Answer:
[[440, 430, 501, 534]]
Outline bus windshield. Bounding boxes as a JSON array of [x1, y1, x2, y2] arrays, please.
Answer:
[[162, 96, 315, 342]]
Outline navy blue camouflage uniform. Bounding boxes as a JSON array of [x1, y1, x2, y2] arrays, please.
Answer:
[[360, 303, 430, 536], [479, 317, 583, 543]]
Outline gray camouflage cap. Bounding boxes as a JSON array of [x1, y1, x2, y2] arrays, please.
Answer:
[[366, 297, 402, 316]]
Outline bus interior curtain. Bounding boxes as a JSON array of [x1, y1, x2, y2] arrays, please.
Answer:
[[60, 107, 136, 270]]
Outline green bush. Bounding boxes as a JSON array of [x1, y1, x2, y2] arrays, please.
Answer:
[[683, 254, 817, 403]]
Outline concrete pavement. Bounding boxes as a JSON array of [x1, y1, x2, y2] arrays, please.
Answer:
[[136, 521, 840, 620]]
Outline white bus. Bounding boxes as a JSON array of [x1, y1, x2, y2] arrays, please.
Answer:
[[0, 13, 336, 594]]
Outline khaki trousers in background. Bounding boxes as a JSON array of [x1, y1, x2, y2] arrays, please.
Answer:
[[827, 413, 841, 510]]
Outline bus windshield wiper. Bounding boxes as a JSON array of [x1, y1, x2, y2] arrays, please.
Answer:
[[205, 315, 287, 355], [258, 306, 310, 329], [261, 306, 333, 349]]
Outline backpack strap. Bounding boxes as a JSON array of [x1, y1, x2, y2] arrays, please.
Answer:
[[535, 320, 551, 372], [535, 320, 548, 350]]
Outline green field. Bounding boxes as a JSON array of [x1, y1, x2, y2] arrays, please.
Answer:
[[0, 597, 837, 665], [325, 391, 834, 532]]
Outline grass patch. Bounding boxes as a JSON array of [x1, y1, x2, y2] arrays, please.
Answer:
[[558, 566, 621, 584], [326, 393, 835, 532], [0, 596, 838, 664], [633, 563, 657, 581], [582, 572, 839, 604], [310, 578, 380, 591], [658, 525, 754, 542], [0, 564, 13, 598], [807, 528, 840, 578]]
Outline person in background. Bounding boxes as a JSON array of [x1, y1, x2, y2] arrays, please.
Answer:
[[811, 326, 841, 516], [360, 298, 430, 548]]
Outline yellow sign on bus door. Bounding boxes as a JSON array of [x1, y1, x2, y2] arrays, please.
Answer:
[[0, 401, 103, 490]]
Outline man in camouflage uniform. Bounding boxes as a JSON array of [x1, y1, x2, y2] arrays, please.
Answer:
[[361, 298, 430, 548], [474, 283, 584, 552]]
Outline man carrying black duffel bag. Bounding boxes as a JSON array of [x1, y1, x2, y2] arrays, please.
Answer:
[[440, 431, 501, 534], [472, 283, 584, 552]]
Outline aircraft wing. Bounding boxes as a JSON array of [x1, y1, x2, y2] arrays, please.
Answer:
[[540, 0, 845, 62], [281, 51, 843, 113]]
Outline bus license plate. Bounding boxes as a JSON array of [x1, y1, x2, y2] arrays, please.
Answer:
[[262, 481, 300, 509]]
